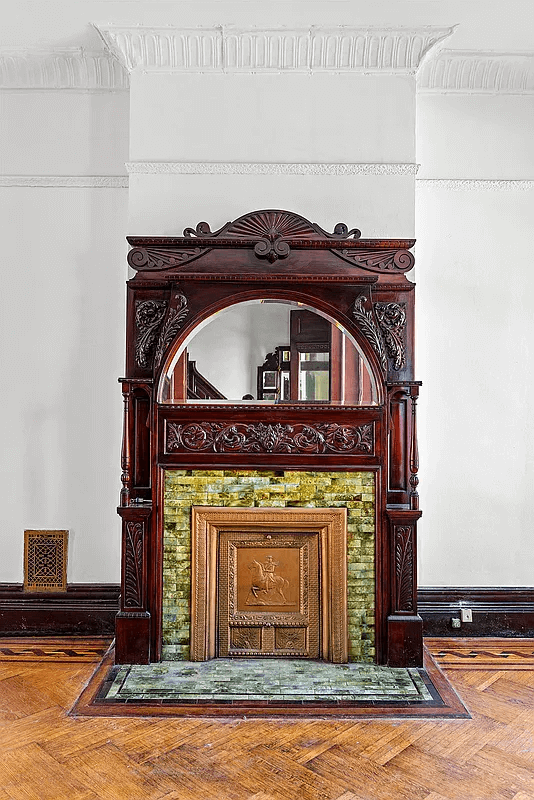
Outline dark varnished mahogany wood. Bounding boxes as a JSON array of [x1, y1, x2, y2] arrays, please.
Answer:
[[0, 584, 119, 636], [117, 209, 422, 667]]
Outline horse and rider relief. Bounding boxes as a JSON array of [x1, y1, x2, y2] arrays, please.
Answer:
[[245, 554, 293, 606]]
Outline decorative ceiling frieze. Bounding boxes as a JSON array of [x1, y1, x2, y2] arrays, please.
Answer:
[[418, 50, 534, 94], [1, 37, 532, 95], [93, 25, 454, 73], [0, 47, 129, 90]]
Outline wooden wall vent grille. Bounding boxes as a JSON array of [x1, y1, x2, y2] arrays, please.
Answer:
[[24, 530, 68, 592]]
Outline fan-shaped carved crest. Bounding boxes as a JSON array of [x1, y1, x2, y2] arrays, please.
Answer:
[[183, 209, 361, 242], [183, 210, 361, 262]]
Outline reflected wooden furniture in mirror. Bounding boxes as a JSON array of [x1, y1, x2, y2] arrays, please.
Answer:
[[117, 209, 422, 668]]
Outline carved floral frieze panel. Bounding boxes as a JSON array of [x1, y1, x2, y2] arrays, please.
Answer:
[[165, 421, 374, 455]]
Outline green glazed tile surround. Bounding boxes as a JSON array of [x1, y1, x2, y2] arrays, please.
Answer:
[[163, 470, 375, 662]]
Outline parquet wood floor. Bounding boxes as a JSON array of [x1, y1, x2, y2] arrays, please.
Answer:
[[1, 637, 534, 799]]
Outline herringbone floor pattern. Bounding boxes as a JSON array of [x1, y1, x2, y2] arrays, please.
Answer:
[[1, 637, 534, 799]]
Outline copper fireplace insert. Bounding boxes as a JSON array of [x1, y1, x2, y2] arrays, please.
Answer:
[[190, 507, 348, 662]]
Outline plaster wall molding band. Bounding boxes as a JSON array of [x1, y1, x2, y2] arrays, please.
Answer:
[[125, 162, 420, 176], [417, 179, 534, 191], [0, 176, 129, 188]]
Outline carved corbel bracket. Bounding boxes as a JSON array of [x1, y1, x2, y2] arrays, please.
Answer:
[[351, 293, 387, 372], [154, 291, 189, 370], [135, 300, 167, 368], [134, 292, 190, 372], [375, 302, 407, 371]]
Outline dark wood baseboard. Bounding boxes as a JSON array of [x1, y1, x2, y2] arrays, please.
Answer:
[[418, 587, 534, 637], [0, 583, 120, 636], [2, 583, 532, 640]]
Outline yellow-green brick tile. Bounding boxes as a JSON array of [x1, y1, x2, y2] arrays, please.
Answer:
[[163, 468, 375, 662]]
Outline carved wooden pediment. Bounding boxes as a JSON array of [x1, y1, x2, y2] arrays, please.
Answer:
[[127, 208, 415, 275]]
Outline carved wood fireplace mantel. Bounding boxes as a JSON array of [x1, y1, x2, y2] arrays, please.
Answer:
[[116, 209, 423, 668]]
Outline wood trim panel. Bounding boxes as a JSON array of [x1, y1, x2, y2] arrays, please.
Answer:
[[418, 587, 534, 637], [0, 583, 120, 636]]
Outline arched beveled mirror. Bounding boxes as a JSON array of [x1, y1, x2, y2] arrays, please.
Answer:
[[116, 209, 423, 674], [159, 300, 380, 405]]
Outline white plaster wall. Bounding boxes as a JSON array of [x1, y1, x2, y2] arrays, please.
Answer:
[[0, 186, 127, 582], [130, 73, 415, 164], [416, 94, 534, 586], [128, 173, 415, 239], [2, 2, 533, 591], [128, 70, 416, 236], [417, 94, 534, 179], [0, 91, 129, 583], [0, 91, 129, 176]]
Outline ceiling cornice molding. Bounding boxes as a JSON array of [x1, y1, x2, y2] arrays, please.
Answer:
[[0, 47, 129, 90], [418, 50, 534, 94], [126, 162, 419, 176], [2, 42, 532, 95], [94, 24, 453, 74]]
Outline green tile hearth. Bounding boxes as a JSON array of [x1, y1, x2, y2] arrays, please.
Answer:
[[104, 659, 432, 703], [163, 469, 375, 663]]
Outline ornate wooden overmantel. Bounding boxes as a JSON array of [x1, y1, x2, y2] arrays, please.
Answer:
[[117, 209, 423, 667]]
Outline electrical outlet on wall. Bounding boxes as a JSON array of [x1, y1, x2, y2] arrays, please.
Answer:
[[460, 608, 473, 623]]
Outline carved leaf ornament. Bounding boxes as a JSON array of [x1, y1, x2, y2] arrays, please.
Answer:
[[351, 295, 387, 372], [124, 521, 144, 608], [395, 526, 414, 612], [374, 302, 407, 370], [154, 293, 189, 369], [166, 421, 373, 455], [135, 300, 167, 368], [128, 246, 205, 271], [135, 294, 189, 371], [339, 248, 414, 273]]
